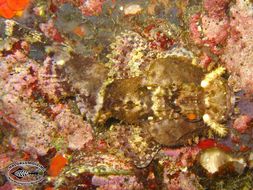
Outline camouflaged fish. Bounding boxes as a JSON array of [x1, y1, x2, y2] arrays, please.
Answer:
[[97, 56, 234, 144], [64, 30, 234, 168], [1, 18, 234, 168]]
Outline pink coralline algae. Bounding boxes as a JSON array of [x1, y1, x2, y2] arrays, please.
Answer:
[[189, 13, 202, 45], [54, 107, 93, 150], [0, 53, 38, 99], [40, 19, 64, 42], [92, 175, 143, 190], [0, 52, 93, 155], [201, 15, 229, 46], [1, 0, 253, 189], [189, 0, 253, 94], [233, 115, 252, 133], [203, 0, 230, 18], [190, 13, 229, 49], [164, 172, 202, 190], [221, 0, 253, 93], [79, 0, 105, 16], [189, 0, 229, 54], [162, 147, 200, 167]]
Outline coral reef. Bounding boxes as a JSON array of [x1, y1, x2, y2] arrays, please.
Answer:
[[222, 0, 253, 94], [233, 115, 252, 133], [0, 47, 93, 156], [0, 0, 253, 189]]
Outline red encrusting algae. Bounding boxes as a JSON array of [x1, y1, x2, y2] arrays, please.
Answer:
[[197, 139, 231, 152]]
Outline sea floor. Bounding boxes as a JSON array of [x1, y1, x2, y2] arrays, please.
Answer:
[[0, 0, 253, 189]]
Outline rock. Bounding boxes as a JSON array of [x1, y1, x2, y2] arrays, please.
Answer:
[[233, 115, 252, 133], [199, 148, 246, 174]]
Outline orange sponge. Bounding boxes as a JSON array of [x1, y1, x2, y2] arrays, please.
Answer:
[[48, 154, 68, 177], [7, 0, 29, 11], [0, 0, 29, 18]]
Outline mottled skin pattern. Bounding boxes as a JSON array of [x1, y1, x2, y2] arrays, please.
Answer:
[[100, 77, 153, 124], [104, 124, 160, 168], [64, 55, 109, 120], [98, 56, 233, 146]]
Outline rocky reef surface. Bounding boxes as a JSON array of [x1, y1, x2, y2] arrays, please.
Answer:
[[0, 0, 253, 189]]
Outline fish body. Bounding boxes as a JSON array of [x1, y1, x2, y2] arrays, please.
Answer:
[[98, 56, 233, 145]]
